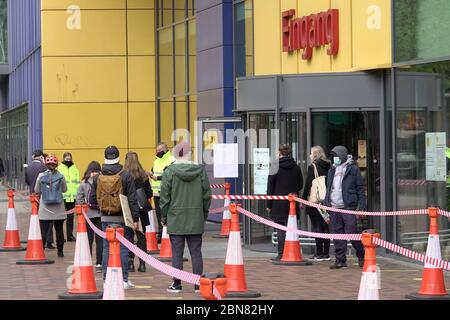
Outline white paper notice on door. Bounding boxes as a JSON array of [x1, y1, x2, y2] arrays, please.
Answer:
[[213, 143, 239, 178], [425, 132, 446, 182]]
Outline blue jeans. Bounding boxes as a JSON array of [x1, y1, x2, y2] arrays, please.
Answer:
[[101, 222, 133, 282]]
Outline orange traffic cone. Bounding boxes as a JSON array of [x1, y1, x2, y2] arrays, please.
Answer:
[[146, 210, 159, 254], [272, 194, 312, 266], [59, 205, 103, 299], [103, 226, 125, 300], [158, 225, 172, 262], [224, 203, 261, 297], [0, 190, 26, 252], [406, 208, 450, 299], [358, 230, 381, 300], [213, 183, 232, 238], [16, 194, 54, 265]]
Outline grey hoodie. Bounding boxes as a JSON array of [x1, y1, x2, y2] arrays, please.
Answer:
[[330, 146, 353, 208]]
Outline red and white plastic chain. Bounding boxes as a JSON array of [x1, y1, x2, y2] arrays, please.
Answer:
[[81, 209, 222, 300], [235, 206, 450, 270], [210, 184, 226, 189]]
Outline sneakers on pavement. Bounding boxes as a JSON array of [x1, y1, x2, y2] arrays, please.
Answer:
[[194, 285, 200, 293], [270, 255, 282, 262], [322, 255, 331, 261], [95, 264, 102, 273], [167, 281, 182, 293], [123, 281, 135, 289], [309, 254, 323, 261], [329, 261, 348, 269]]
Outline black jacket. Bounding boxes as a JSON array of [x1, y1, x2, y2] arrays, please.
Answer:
[[92, 164, 140, 222], [266, 157, 303, 222], [133, 176, 153, 213], [301, 159, 331, 215], [25, 160, 47, 193]]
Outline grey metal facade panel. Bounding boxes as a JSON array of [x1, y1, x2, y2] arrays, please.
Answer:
[[236, 76, 278, 111], [236, 73, 383, 111], [196, 4, 223, 52], [197, 88, 224, 117], [197, 46, 224, 91], [7, 0, 42, 155], [196, 0, 231, 13], [395, 72, 440, 108]]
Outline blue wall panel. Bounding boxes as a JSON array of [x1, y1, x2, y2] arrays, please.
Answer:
[[7, 0, 42, 157]]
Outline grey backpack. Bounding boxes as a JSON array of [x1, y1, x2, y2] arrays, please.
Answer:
[[40, 172, 64, 205]]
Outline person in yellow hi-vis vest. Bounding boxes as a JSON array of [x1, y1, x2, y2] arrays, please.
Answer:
[[58, 152, 80, 242], [150, 143, 175, 242]]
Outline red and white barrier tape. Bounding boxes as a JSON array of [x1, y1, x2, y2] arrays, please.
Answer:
[[212, 195, 289, 200], [210, 184, 226, 189], [208, 207, 229, 214], [236, 206, 362, 241], [82, 210, 222, 300], [236, 206, 450, 271], [373, 237, 450, 271], [293, 197, 429, 217], [397, 179, 429, 186], [438, 209, 450, 218]]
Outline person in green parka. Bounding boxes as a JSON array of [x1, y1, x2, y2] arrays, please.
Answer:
[[160, 141, 211, 293]]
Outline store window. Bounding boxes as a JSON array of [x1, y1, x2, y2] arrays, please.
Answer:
[[395, 61, 450, 259], [395, 0, 450, 62], [156, 0, 196, 145]]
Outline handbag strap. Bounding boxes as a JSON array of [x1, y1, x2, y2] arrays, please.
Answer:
[[312, 163, 319, 179]]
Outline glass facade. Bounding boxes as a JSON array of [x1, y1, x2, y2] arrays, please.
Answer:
[[233, 0, 254, 79], [156, 0, 196, 147], [0, 0, 6, 65], [395, 0, 450, 62]]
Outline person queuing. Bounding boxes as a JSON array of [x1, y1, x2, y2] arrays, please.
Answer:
[[266, 144, 303, 261], [150, 143, 175, 242], [160, 141, 211, 293], [25, 149, 55, 249], [34, 155, 67, 258], [76, 161, 103, 273], [58, 152, 80, 242], [91, 146, 140, 289], [123, 152, 153, 273], [301, 146, 331, 261], [324, 145, 366, 269]]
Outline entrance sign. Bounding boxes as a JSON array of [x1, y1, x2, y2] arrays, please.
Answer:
[[282, 9, 339, 60], [425, 132, 446, 182], [213, 144, 239, 178], [253, 148, 270, 194]]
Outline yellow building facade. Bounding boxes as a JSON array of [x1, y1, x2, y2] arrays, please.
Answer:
[[254, 0, 392, 75], [41, 0, 157, 172]]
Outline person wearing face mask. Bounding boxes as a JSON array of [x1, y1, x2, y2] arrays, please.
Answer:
[[58, 152, 80, 242], [266, 144, 303, 261], [150, 143, 175, 242], [34, 155, 68, 257], [323, 145, 366, 269]]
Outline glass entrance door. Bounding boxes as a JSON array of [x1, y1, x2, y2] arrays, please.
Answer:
[[311, 111, 381, 231]]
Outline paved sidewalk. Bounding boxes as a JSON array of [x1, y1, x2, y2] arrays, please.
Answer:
[[0, 187, 449, 300]]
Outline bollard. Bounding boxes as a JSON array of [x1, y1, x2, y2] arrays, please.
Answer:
[[103, 225, 125, 300], [16, 194, 54, 265], [273, 194, 312, 266], [224, 203, 261, 298], [0, 189, 26, 251], [59, 205, 103, 299], [200, 273, 227, 300], [358, 229, 381, 300], [406, 208, 450, 299]]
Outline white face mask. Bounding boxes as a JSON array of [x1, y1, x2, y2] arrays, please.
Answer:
[[333, 157, 342, 165]]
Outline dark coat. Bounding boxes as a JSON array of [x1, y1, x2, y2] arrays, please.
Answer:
[[133, 176, 153, 213], [25, 160, 47, 193], [266, 157, 303, 222], [92, 163, 140, 222], [323, 163, 367, 210], [301, 159, 331, 216]]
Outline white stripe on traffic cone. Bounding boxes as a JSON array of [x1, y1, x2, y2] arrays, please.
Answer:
[[103, 268, 124, 300]]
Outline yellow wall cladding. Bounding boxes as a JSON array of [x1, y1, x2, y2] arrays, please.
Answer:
[[42, 56, 128, 103], [41, 10, 126, 56], [41, 0, 126, 10], [41, 0, 157, 164], [254, 0, 392, 75]]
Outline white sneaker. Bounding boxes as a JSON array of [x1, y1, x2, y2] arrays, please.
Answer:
[[123, 281, 135, 289], [95, 264, 102, 273]]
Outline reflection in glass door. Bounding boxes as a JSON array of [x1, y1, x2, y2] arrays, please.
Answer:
[[311, 112, 381, 232]]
